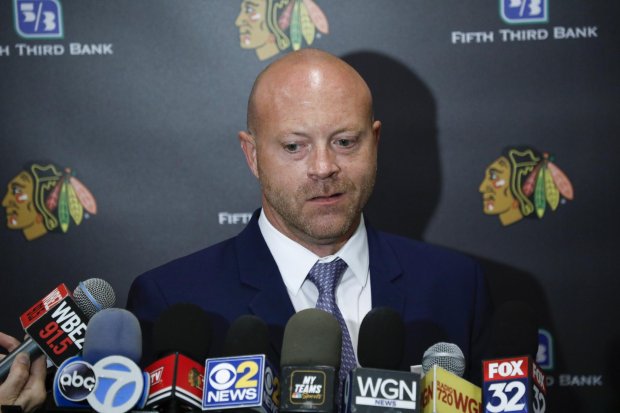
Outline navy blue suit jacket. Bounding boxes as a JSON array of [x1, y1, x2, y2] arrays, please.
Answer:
[[127, 210, 491, 381]]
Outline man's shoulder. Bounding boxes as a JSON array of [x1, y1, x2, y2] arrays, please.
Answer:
[[371, 229, 480, 274], [132, 236, 239, 287]]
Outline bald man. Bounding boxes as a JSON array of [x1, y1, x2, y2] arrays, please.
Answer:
[[128, 49, 490, 384]]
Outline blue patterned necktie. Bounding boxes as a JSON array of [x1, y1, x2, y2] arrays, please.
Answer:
[[306, 258, 357, 405]]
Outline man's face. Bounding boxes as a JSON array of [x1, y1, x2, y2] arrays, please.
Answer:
[[479, 156, 514, 215], [243, 66, 381, 251], [235, 0, 270, 49], [2, 171, 37, 229]]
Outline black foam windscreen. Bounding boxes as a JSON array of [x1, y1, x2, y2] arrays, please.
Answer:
[[152, 303, 212, 361], [281, 308, 341, 368], [223, 314, 270, 357], [357, 307, 405, 370], [83, 308, 142, 364], [489, 300, 539, 358]]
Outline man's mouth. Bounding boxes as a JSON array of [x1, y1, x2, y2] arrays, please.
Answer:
[[308, 193, 344, 204]]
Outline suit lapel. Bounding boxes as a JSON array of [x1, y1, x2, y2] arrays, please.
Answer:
[[235, 210, 296, 327], [366, 222, 406, 313]]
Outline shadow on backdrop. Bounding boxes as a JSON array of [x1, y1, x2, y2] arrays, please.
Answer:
[[342, 51, 439, 240]]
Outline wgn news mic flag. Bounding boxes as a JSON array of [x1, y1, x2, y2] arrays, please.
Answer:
[[343, 367, 421, 412]]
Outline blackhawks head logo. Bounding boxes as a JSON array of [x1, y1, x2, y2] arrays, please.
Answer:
[[479, 148, 574, 226], [235, 0, 329, 61], [2, 163, 97, 241]]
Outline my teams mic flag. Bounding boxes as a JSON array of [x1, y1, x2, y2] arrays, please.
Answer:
[[482, 356, 547, 413]]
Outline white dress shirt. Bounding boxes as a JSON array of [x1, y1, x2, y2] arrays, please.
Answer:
[[258, 210, 372, 359]]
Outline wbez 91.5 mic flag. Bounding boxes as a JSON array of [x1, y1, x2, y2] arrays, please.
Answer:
[[202, 314, 279, 412], [0, 278, 116, 381], [420, 342, 482, 413], [342, 307, 422, 413], [52, 307, 149, 413]]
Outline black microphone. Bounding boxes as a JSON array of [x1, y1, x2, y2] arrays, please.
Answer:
[[0, 278, 116, 381], [482, 301, 547, 413], [280, 308, 341, 412], [342, 307, 420, 412], [144, 303, 212, 413], [202, 314, 279, 412]]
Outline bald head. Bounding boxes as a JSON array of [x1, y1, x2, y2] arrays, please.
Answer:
[[246, 49, 374, 135]]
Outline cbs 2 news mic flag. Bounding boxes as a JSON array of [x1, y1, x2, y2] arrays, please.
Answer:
[[54, 355, 149, 413], [343, 368, 422, 412], [20, 283, 88, 367], [203, 354, 280, 412], [421, 365, 481, 413], [482, 356, 547, 413]]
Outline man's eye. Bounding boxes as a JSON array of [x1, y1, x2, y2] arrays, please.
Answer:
[[490, 172, 497, 180], [12, 186, 22, 195], [335, 139, 354, 148], [284, 143, 300, 153]]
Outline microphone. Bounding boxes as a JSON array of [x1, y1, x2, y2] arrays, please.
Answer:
[[279, 308, 341, 413], [481, 301, 547, 413], [0, 278, 116, 381], [420, 343, 482, 413], [52, 308, 147, 412], [342, 307, 420, 412], [202, 314, 279, 412], [144, 303, 212, 413]]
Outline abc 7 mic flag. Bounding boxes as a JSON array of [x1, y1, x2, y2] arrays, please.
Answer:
[[54, 355, 149, 413]]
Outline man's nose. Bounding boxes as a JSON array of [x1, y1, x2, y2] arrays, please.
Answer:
[[308, 146, 340, 180]]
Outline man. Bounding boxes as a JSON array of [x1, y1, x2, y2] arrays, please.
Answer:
[[0, 333, 46, 413], [127, 49, 490, 382]]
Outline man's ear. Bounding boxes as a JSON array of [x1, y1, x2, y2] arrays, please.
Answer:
[[372, 120, 382, 146], [239, 131, 259, 178]]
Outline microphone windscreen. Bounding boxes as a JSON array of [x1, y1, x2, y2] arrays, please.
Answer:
[[223, 314, 270, 357], [73, 278, 116, 318], [422, 342, 466, 377], [281, 308, 341, 368], [489, 300, 538, 358], [153, 303, 212, 361], [358, 307, 405, 370], [83, 308, 142, 364]]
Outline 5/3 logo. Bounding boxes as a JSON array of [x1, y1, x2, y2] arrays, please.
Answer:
[[13, 0, 64, 39], [86, 356, 145, 413]]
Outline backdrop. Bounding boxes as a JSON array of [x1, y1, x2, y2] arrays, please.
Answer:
[[1, 1, 618, 411]]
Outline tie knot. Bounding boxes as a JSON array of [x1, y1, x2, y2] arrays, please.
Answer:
[[307, 258, 348, 295]]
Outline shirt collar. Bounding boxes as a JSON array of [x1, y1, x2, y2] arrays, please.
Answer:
[[258, 210, 369, 296]]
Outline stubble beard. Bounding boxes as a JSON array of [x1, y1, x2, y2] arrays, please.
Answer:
[[259, 173, 376, 245]]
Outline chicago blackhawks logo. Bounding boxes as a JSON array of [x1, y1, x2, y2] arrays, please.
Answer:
[[235, 0, 329, 61], [2, 163, 97, 240], [479, 148, 573, 226]]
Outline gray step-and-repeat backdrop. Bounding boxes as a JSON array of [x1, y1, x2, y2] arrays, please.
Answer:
[[1, 1, 618, 411]]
